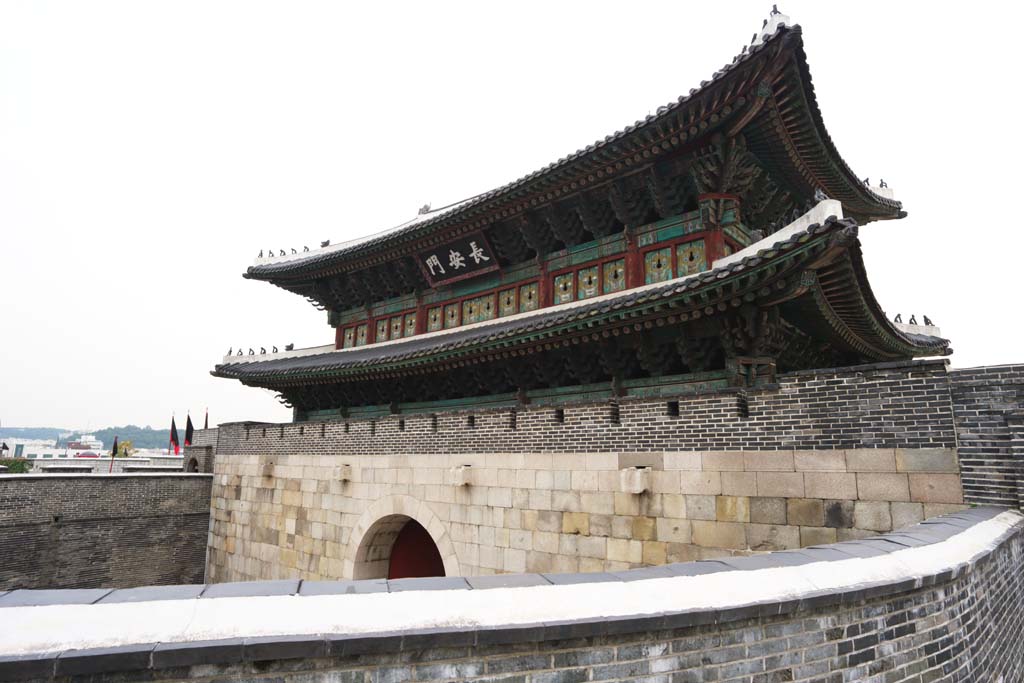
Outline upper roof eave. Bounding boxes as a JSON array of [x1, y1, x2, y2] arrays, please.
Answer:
[[244, 22, 900, 284]]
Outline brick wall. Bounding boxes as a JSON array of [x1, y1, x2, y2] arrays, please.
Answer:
[[0, 474, 212, 590], [951, 364, 1024, 507], [214, 360, 956, 457]]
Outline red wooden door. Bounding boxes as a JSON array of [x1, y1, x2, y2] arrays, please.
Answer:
[[387, 519, 445, 579]]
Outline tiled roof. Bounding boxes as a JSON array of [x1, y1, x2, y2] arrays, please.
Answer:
[[245, 22, 900, 282], [214, 216, 946, 383]]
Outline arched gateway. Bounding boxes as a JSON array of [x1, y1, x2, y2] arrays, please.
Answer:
[[344, 495, 460, 580]]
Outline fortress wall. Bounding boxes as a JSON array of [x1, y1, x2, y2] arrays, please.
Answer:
[[951, 364, 1024, 508], [4, 509, 1022, 683], [0, 474, 211, 590]]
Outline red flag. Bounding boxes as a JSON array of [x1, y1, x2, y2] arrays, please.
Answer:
[[169, 416, 180, 455], [185, 414, 194, 447]]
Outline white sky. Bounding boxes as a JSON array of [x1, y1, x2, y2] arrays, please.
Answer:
[[1, 1, 1021, 429]]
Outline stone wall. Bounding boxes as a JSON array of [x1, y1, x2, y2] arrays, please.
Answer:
[[208, 429, 964, 582], [3, 508, 1021, 683], [951, 364, 1024, 507], [0, 474, 212, 590]]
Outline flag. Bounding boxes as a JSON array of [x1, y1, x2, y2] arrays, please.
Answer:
[[0, 442, 8, 453], [203, 409, 208, 430], [169, 416, 180, 455], [108, 436, 118, 473], [185, 414, 194, 447]]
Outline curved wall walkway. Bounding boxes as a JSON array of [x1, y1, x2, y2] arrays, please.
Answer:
[[1, 507, 1021, 682]]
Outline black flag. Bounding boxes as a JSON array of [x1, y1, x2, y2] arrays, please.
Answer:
[[110, 436, 119, 458], [185, 414, 194, 447], [169, 417, 180, 455]]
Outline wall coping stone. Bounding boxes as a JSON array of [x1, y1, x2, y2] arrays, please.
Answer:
[[0, 506, 1018, 682]]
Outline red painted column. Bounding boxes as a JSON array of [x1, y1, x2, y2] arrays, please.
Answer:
[[624, 231, 643, 289], [334, 326, 344, 350]]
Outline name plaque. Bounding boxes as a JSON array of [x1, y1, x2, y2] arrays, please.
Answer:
[[417, 232, 500, 286]]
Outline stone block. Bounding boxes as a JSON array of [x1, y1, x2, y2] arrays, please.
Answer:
[[857, 473, 910, 502], [679, 471, 722, 495], [743, 451, 795, 472], [589, 514, 612, 537], [895, 448, 959, 473], [562, 512, 590, 536], [662, 452, 701, 471], [662, 494, 686, 519], [923, 503, 968, 518], [745, 523, 800, 551], [793, 450, 847, 472], [845, 449, 896, 472], [715, 496, 750, 523], [749, 497, 787, 525], [721, 472, 757, 497], [838, 528, 877, 541], [536, 511, 562, 533], [702, 451, 745, 471], [823, 500, 854, 529], [632, 516, 656, 541], [642, 541, 668, 565], [756, 472, 804, 498], [799, 526, 837, 547], [786, 498, 824, 527], [853, 501, 892, 532], [804, 472, 857, 500], [691, 520, 747, 550], [613, 492, 641, 516], [909, 474, 964, 504], [607, 538, 643, 563], [655, 517, 691, 544], [685, 495, 717, 521], [891, 502, 925, 530], [619, 467, 652, 494]]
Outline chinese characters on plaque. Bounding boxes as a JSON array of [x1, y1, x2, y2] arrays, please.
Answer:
[[418, 232, 500, 286]]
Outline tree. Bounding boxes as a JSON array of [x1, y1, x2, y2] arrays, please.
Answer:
[[117, 439, 134, 457]]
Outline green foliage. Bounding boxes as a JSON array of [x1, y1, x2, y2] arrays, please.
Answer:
[[116, 439, 134, 457], [0, 428, 64, 441], [0, 458, 33, 474], [93, 426, 169, 450]]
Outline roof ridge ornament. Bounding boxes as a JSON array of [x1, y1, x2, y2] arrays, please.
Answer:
[[752, 5, 790, 46], [418, 203, 432, 215]]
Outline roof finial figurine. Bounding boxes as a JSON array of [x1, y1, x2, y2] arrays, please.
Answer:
[[291, 248, 297, 255], [260, 347, 267, 354], [771, 4, 781, 15], [879, 179, 888, 188], [279, 249, 286, 256], [285, 343, 294, 351], [862, 177, 870, 186], [321, 240, 330, 248], [248, 348, 255, 355], [303, 246, 309, 252], [227, 347, 232, 356], [813, 188, 828, 202], [272, 346, 278, 353], [908, 315, 917, 325], [418, 203, 432, 215], [237, 349, 243, 356], [894, 313, 902, 323], [258, 250, 263, 258], [923, 315, 934, 326]]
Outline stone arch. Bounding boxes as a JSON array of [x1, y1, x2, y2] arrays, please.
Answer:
[[186, 457, 199, 472], [343, 495, 460, 579]]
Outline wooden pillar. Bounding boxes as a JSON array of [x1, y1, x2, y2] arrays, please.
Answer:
[[624, 230, 643, 289]]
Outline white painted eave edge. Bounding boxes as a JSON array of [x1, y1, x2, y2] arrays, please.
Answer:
[[3, 511, 1020, 657], [220, 201, 843, 367]]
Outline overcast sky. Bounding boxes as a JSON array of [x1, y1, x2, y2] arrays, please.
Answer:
[[1, 1, 1021, 430]]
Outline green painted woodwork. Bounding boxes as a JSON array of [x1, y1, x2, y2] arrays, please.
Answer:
[[342, 328, 355, 349], [519, 283, 539, 312], [644, 247, 673, 284], [427, 307, 443, 332], [376, 319, 389, 342], [577, 266, 599, 300], [444, 303, 460, 329], [355, 324, 368, 347], [301, 369, 731, 421], [390, 316, 404, 340], [404, 313, 417, 337], [677, 239, 708, 276], [499, 289, 516, 317], [603, 259, 626, 294], [554, 273, 575, 304]]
